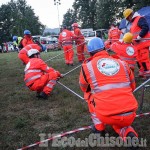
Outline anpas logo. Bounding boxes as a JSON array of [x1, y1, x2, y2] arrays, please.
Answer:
[[62, 32, 67, 37], [126, 46, 135, 56], [97, 58, 120, 76]]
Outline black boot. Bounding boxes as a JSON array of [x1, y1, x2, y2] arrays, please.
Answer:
[[91, 125, 105, 137], [126, 132, 139, 150], [38, 92, 48, 100]]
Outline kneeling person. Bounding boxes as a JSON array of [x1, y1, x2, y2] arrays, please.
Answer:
[[24, 49, 62, 99], [79, 37, 138, 140]]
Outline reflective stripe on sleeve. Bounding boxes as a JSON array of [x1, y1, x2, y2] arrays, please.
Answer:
[[25, 75, 41, 83], [25, 69, 42, 74], [86, 61, 98, 88]]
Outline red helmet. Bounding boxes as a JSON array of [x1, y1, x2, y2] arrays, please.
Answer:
[[72, 23, 79, 27]]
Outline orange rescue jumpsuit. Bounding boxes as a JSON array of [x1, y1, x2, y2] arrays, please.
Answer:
[[73, 28, 86, 62], [84, 91, 104, 131], [22, 35, 34, 47], [111, 41, 137, 71], [108, 27, 122, 43], [18, 44, 41, 64], [130, 16, 150, 76], [59, 29, 74, 65], [79, 51, 138, 140], [24, 58, 60, 95]]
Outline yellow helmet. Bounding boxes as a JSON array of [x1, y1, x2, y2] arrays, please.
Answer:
[[123, 32, 133, 43], [123, 9, 133, 18]]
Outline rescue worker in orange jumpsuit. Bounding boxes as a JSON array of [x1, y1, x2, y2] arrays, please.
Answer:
[[24, 49, 62, 99], [105, 24, 122, 50], [79, 37, 138, 141], [59, 25, 74, 66], [84, 91, 104, 134], [111, 32, 137, 72], [72, 23, 86, 63], [22, 30, 35, 47], [123, 8, 150, 77], [18, 44, 46, 65]]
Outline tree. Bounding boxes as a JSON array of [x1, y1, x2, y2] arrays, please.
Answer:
[[62, 0, 150, 30], [72, 0, 97, 29], [62, 9, 76, 30], [0, 0, 45, 44]]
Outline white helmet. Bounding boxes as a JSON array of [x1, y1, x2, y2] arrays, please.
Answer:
[[27, 49, 39, 57]]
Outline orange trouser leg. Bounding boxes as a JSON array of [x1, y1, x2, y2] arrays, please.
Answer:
[[63, 46, 69, 64], [97, 112, 138, 140], [43, 79, 56, 95], [137, 48, 150, 71], [30, 74, 49, 92], [18, 53, 29, 64], [67, 45, 74, 64], [29, 73, 56, 95], [77, 43, 85, 61], [87, 95, 105, 131]]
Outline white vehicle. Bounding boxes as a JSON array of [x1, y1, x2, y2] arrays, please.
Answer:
[[84, 29, 108, 42], [40, 36, 61, 50]]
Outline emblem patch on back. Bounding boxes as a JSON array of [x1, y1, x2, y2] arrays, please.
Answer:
[[97, 58, 120, 76], [126, 46, 135, 56]]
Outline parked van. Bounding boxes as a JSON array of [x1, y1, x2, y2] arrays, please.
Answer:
[[84, 29, 108, 42]]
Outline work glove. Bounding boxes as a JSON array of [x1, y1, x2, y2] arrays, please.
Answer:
[[48, 72, 57, 81], [135, 35, 141, 43], [55, 71, 62, 77]]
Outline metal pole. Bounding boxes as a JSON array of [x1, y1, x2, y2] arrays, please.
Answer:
[[133, 78, 150, 93], [54, 0, 61, 30], [57, 81, 84, 100]]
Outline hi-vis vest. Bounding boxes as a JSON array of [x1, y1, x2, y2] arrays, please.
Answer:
[[59, 29, 74, 46], [80, 51, 138, 116], [24, 58, 54, 87], [130, 16, 150, 50], [19, 44, 41, 55], [109, 27, 121, 40], [111, 42, 137, 70]]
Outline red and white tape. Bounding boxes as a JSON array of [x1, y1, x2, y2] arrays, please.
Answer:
[[17, 112, 150, 150], [17, 126, 92, 150]]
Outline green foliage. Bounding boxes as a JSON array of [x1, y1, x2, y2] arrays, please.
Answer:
[[62, 9, 76, 30], [0, 0, 45, 44], [62, 0, 150, 29]]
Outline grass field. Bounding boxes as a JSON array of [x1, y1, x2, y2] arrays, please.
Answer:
[[0, 50, 150, 150]]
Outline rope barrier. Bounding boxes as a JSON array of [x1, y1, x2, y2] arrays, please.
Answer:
[[133, 78, 150, 93], [108, 38, 150, 41], [62, 64, 82, 77], [45, 41, 86, 62], [17, 112, 150, 150], [57, 81, 84, 100]]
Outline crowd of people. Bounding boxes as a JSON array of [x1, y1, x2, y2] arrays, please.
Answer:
[[11, 8, 150, 149]]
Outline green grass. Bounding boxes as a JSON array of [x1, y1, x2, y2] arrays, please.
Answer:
[[0, 51, 150, 150]]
